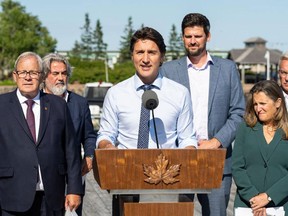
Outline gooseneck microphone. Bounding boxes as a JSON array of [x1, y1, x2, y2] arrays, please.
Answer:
[[142, 90, 160, 149]]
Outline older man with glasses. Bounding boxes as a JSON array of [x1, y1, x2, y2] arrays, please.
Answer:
[[0, 51, 82, 215]]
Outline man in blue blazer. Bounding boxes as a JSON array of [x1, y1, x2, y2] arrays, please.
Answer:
[[0, 52, 82, 215], [42, 53, 97, 216], [160, 13, 245, 215]]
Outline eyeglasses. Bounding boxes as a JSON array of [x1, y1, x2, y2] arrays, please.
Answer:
[[50, 71, 68, 77], [279, 69, 288, 77], [15, 70, 41, 78]]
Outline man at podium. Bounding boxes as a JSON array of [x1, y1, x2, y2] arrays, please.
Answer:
[[96, 26, 197, 150], [96, 26, 197, 216]]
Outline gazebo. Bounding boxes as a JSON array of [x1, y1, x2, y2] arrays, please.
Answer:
[[228, 37, 283, 83]]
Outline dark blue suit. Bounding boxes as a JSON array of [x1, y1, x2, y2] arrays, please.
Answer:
[[66, 91, 96, 160], [66, 91, 97, 215], [0, 90, 83, 212]]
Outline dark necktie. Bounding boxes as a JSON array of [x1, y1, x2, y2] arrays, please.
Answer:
[[137, 85, 151, 149], [25, 99, 36, 143]]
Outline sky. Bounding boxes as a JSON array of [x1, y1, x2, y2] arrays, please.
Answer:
[[7, 0, 288, 53]]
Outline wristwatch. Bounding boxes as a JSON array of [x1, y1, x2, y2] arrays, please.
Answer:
[[87, 154, 94, 160], [267, 196, 272, 202]]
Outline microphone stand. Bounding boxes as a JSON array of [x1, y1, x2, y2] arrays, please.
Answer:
[[151, 109, 159, 149]]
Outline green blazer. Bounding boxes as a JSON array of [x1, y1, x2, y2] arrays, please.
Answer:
[[232, 122, 288, 212]]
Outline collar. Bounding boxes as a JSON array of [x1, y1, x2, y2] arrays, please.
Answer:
[[134, 73, 162, 91], [17, 89, 40, 105], [42, 89, 68, 101], [186, 52, 214, 70], [282, 89, 288, 99], [63, 91, 69, 102]]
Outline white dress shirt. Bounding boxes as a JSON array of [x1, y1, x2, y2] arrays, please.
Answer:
[[187, 53, 213, 141], [96, 73, 197, 149], [282, 90, 288, 109]]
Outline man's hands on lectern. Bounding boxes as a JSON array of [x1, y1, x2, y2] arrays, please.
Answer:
[[98, 140, 117, 149], [198, 138, 221, 149], [185, 145, 196, 149]]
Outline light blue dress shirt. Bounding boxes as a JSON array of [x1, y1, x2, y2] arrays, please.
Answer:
[[96, 73, 197, 149]]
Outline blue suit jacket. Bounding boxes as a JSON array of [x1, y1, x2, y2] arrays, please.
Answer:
[[160, 56, 245, 174], [0, 90, 83, 212], [66, 91, 96, 159]]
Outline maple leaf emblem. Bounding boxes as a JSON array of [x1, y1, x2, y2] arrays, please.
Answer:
[[143, 154, 181, 185]]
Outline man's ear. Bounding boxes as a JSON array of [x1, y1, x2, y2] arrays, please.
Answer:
[[12, 71, 17, 82], [207, 32, 211, 42]]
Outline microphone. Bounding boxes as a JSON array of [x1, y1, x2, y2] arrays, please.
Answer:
[[142, 90, 160, 148], [142, 90, 159, 110]]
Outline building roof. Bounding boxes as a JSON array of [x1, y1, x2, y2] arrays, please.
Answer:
[[228, 37, 283, 64], [244, 37, 267, 44], [229, 47, 282, 64]]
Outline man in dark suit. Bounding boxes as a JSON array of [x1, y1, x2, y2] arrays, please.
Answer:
[[0, 52, 82, 215], [160, 13, 245, 216], [42, 53, 97, 216]]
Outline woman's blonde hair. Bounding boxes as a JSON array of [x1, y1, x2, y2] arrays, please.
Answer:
[[244, 80, 288, 139]]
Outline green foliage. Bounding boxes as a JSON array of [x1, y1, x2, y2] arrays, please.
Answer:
[[0, 56, 137, 85], [167, 24, 183, 60], [92, 19, 107, 59], [71, 14, 107, 61], [0, 79, 15, 85], [71, 41, 82, 58], [0, 0, 57, 80], [109, 61, 135, 84], [119, 16, 134, 63], [69, 15, 135, 84], [69, 57, 102, 83], [79, 13, 93, 59], [68, 57, 135, 84]]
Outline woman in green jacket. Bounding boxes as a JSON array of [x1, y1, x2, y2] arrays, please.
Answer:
[[232, 80, 288, 216]]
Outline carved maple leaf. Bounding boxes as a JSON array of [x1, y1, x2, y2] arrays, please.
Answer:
[[143, 154, 181, 185]]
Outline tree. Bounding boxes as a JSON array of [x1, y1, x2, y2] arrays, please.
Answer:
[[167, 24, 183, 60], [71, 14, 108, 61], [92, 19, 107, 60], [71, 41, 82, 59], [80, 13, 93, 60], [0, 0, 57, 79], [119, 16, 134, 62]]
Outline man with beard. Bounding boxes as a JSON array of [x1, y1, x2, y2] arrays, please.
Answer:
[[42, 53, 96, 216], [160, 13, 245, 216]]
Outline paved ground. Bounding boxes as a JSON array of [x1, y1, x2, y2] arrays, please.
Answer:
[[82, 171, 236, 216]]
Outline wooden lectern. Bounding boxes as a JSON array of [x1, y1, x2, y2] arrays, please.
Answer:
[[93, 149, 226, 216]]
